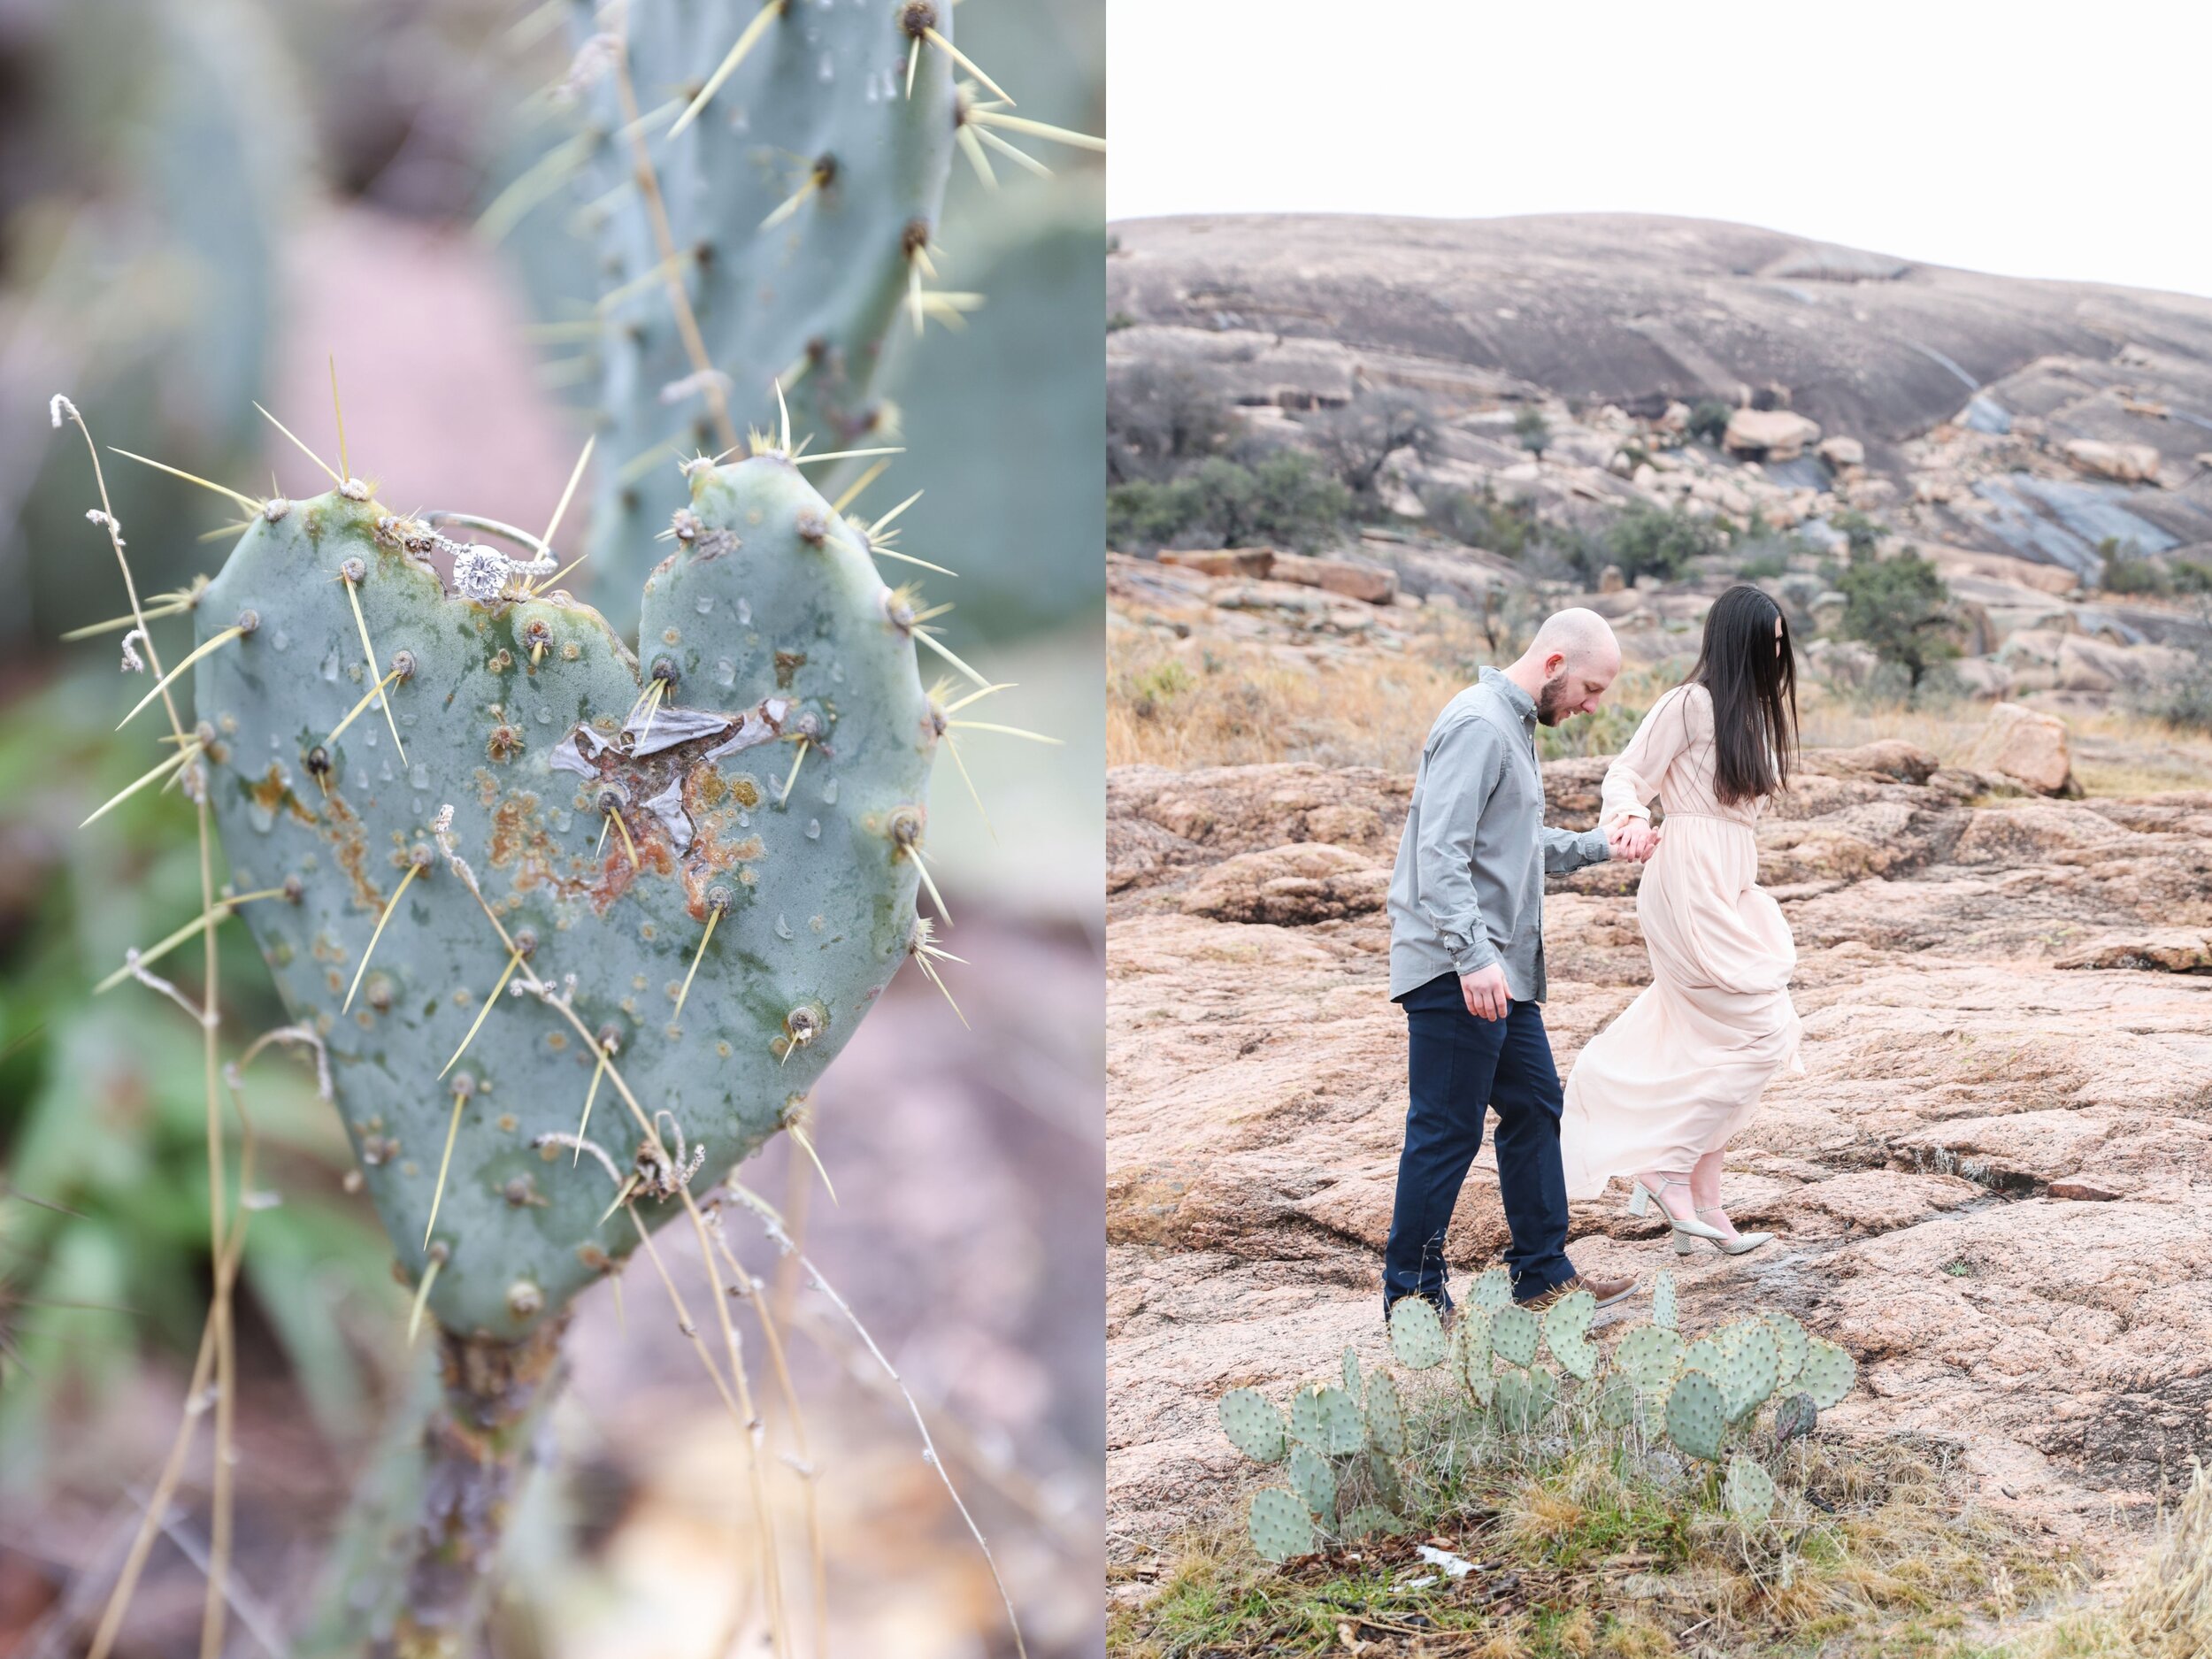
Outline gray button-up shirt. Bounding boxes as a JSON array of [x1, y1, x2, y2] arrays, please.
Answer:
[[1387, 667, 1612, 1003]]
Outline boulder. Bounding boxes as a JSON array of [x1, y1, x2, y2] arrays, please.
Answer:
[[1177, 843, 1390, 926], [1817, 434, 1865, 470], [1268, 553, 1398, 605], [1948, 657, 2016, 701], [1723, 408, 1822, 462], [2061, 439, 2162, 484], [1598, 563, 1625, 594], [1967, 703, 2074, 796], [1157, 548, 1275, 579], [2055, 931, 2212, 974]]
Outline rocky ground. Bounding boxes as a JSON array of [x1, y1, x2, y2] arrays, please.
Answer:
[[1104, 735, 2212, 1570]]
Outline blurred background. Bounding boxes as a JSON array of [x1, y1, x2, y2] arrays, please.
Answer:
[[0, 0, 1102, 1654]]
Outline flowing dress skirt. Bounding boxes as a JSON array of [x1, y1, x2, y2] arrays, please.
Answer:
[[1559, 811, 1801, 1202]]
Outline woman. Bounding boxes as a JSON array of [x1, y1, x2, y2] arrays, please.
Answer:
[[1559, 584, 1804, 1256]]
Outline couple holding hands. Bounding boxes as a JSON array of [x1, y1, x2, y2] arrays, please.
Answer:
[[1382, 586, 1805, 1321]]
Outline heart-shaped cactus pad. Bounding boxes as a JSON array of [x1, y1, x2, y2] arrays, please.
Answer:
[[190, 454, 935, 1337]]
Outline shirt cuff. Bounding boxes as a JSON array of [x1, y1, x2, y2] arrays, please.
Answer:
[[1452, 935, 1501, 977], [1585, 826, 1613, 863]]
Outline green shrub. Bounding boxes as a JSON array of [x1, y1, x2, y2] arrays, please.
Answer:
[[1108, 451, 1353, 554], [1687, 400, 1732, 445], [1597, 503, 1726, 583], [1838, 545, 1957, 692], [1514, 406, 1551, 456], [1421, 484, 1536, 559], [2098, 535, 2168, 595], [1829, 509, 1885, 559]]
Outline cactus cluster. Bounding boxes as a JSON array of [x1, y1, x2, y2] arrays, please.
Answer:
[[1217, 1342, 1418, 1563], [1220, 1271, 1860, 1563]]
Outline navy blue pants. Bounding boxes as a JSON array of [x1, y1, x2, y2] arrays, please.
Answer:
[[1383, 972, 1576, 1311]]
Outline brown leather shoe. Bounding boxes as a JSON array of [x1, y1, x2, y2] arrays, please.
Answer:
[[1520, 1271, 1637, 1312]]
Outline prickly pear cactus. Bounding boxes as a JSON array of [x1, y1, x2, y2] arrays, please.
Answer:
[[1765, 1311, 1809, 1387], [1340, 1344, 1362, 1401], [1494, 1366, 1557, 1433], [562, 0, 959, 622], [1616, 1324, 1683, 1394], [1797, 1337, 1857, 1409], [1317, 1386, 1366, 1456], [1717, 1321, 1780, 1425], [191, 454, 936, 1335], [1490, 1302, 1540, 1370], [1388, 1295, 1446, 1371], [1651, 1268, 1678, 1331], [1540, 1288, 1597, 1380], [1466, 1266, 1512, 1315], [1219, 1387, 1287, 1464], [1726, 1456, 1778, 1526], [1773, 1391, 1819, 1446], [1248, 1487, 1313, 1563], [1339, 1504, 1402, 1541], [1450, 1313, 1494, 1406], [1363, 1371, 1405, 1458], [1664, 1369, 1727, 1462], [1286, 1443, 1335, 1520]]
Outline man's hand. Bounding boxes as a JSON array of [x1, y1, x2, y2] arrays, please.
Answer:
[[1459, 964, 1510, 1021], [1608, 818, 1659, 863]]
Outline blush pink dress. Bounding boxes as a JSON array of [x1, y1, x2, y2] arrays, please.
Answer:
[[1559, 682, 1803, 1202]]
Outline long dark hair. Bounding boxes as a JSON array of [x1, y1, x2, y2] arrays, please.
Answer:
[[1686, 584, 1798, 805]]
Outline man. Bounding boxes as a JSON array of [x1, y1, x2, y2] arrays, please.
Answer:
[[1383, 608, 1650, 1318]]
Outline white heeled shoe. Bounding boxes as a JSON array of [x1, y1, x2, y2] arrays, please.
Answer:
[[1627, 1175, 1730, 1250], [1681, 1206, 1772, 1256], [1629, 1178, 1770, 1256]]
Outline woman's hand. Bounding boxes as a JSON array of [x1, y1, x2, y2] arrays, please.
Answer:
[[1608, 818, 1660, 862]]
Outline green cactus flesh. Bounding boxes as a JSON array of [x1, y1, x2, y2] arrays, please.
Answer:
[[565, 0, 958, 623], [1365, 1448, 1404, 1514], [1773, 1391, 1818, 1446], [1798, 1338, 1857, 1409], [1248, 1487, 1313, 1563], [1339, 1504, 1403, 1541], [1388, 1295, 1446, 1371], [1450, 1316, 1495, 1406], [1317, 1386, 1366, 1456], [1287, 1442, 1336, 1521], [1596, 1374, 1636, 1429], [1490, 1302, 1540, 1370], [1718, 1322, 1780, 1425], [1651, 1268, 1678, 1331], [191, 459, 934, 1335], [1218, 1387, 1287, 1464], [1725, 1455, 1778, 1526], [1288, 1386, 1329, 1450], [1341, 1344, 1362, 1402], [1616, 1324, 1683, 1394], [1494, 1365, 1557, 1432], [1765, 1312, 1809, 1389], [1363, 1371, 1405, 1458], [1540, 1287, 1598, 1380], [1466, 1266, 1512, 1315], [1664, 1369, 1727, 1462]]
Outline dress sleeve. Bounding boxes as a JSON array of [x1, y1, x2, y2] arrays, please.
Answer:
[[1601, 685, 1701, 828]]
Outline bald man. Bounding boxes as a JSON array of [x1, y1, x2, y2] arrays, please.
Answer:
[[1382, 610, 1647, 1320]]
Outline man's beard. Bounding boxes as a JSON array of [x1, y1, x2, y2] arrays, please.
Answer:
[[1535, 672, 1571, 726]]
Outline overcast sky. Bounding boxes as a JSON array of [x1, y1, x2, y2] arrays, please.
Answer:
[[1106, 1, 2210, 299]]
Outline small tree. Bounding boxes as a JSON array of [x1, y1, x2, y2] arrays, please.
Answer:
[[1307, 388, 1435, 503], [1838, 546, 1958, 693], [1107, 362, 1235, 484], [1514, 406, 1551, 457]]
